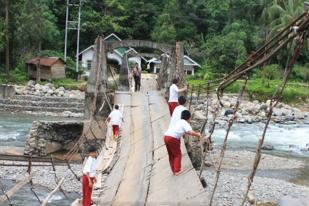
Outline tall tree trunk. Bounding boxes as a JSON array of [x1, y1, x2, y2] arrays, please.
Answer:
[[5, 0, 10, 77], [36, 41, 42, 82]]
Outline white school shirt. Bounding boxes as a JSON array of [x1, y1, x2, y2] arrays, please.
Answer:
[[83, 156, 97, 177], [168, 84, 179, 102], [169, 105, 186, 128], [108, 110, 123, 125], [165, 119, 192, 139]]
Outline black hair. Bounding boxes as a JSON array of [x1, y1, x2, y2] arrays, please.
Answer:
[[88, 145, 97, 153], [172, 78, 179, 84], [181, 110, 191, 120], [115, 105, 119, 109], [178, 96, 186, 105]]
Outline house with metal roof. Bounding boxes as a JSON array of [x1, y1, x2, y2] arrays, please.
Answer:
[[146, 55, 201, 75], [79, 33, 144, 76], [26, 57, 66, 80]]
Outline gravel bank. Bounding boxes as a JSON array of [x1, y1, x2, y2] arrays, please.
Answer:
[[0, 160, 82, 193], [202, 150, 309, 206]]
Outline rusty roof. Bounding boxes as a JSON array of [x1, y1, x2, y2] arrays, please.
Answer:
[[26, 57, 65, 67]]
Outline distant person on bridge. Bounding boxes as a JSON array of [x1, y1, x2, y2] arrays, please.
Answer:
[[107, 105, 124, 139], [168, 78, 187, 116], [164, 110, 201, 175], [169, 95, 187, 128], [82, 146, 97, 206], [132, 63, 141, 92]]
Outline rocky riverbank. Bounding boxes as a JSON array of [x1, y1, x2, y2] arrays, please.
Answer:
[[0, 160, 82, 193], [192, 94, 309, 125], [14, 80, 84, 99], [0, 81, 85, 117], [202, 150, 309, 206]]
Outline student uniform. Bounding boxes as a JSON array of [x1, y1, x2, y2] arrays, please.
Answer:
[[164, 119, 192, 174], [82, 156, 97, 206], [168, 84, 179, 115], [168, 105, 186, 129], [108, 109, 123, 137]]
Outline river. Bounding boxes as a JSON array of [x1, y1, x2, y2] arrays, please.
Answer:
[[0, 179, 79, 206], [210, 121, 309, 158], [0, 112, 81, 206], [0, 113, 308, 205]]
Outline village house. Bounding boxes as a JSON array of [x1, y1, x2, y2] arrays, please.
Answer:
[[79, 33, 145, 76], [26, 57, 66, 80], [146, 55, 201, 75]]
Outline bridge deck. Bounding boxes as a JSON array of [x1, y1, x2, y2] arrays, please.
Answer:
[[98, 78, 208, 205]]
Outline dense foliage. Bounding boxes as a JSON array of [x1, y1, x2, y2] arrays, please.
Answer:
[[0, 0, 308, 89]]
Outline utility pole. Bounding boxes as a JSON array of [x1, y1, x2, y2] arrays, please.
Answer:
[[76, 0, 81, 78], [64, 0, 69, 62], [5, 0, 9, 77], [64, 0, 82, 80]]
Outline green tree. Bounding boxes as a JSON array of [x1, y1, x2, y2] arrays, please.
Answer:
[[123, 0, 161, 39], [262, 0, 303, 38], [15, 0, 60, 53], [202, 21, 252, 73], [80, 0, 128, 48], [0, 18, 4, 52]]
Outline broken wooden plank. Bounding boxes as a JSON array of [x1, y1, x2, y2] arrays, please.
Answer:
[[0, 172, 35, 203]]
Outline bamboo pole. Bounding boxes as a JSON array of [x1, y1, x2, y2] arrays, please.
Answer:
[[41, 177, 65, 206]]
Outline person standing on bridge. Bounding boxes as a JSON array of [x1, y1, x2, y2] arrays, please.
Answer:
[[132, 63, 141, 92], [164, 110, 201, 175], [107, 104, 124, 139], [168, 78, 187, 116], [82, 146, 97, 206], [169, 95, 187, 128]]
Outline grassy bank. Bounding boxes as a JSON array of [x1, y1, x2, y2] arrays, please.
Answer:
[[187, 78, 309, 103]]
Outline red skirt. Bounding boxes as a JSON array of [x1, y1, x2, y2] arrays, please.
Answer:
[[168, 102, 178, 116]]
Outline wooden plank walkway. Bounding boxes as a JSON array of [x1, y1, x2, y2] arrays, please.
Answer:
[[94, 78, 209, 205]]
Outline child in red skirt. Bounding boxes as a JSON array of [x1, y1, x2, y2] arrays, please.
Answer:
[[164, 110, 201, 175], [107, 105, 124, 139], [168, 78, 187, 116], [82, 146, 97, 206]]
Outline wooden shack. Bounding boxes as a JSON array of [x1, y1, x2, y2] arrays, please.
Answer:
[[26, 57, 66, 80]]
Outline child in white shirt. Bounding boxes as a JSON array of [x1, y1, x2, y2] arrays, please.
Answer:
[[168, 78, 187, 116], [169, 95, 187, 129], [82, 146, 97, 206], [164, 110, 201, 175], [107, 105, 124, 139]]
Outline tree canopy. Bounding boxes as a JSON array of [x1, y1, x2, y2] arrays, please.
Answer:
[[0, 0, 308, 78]]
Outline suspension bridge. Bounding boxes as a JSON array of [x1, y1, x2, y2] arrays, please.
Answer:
[[1, 8, 309, 206]]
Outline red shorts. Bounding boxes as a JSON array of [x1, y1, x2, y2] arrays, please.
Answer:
[[112, 125, 119, 136], [168, 102, 178, 116], [164, 136, 181, 174]]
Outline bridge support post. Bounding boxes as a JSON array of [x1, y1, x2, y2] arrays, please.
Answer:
[[85, 35, 109, 120], [157, 54, 169, 90]]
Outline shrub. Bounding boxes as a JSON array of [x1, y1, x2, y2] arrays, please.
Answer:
[[291, 64, 309, 82], [53, 78, 86, 90]]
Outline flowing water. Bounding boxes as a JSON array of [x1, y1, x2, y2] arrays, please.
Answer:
[[211, 121, 309, 157], [1, 112, 308, 204], [0, 179, 79, 206], [0, 112, 81, 206]]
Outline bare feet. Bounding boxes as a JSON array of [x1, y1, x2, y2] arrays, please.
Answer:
[[174, 170, 184, 176]]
